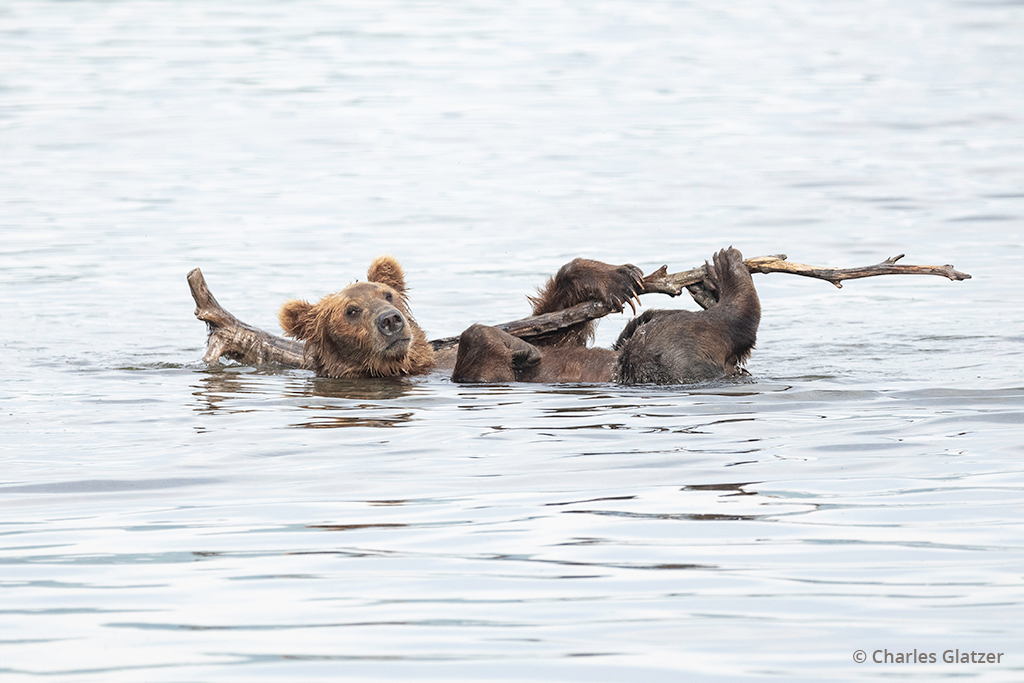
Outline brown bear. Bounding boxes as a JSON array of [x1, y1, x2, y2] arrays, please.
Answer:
[[279, 248, 760, 384], [278, 256, 435, 378], [452, 247, 760, 384], [275, 254, 640, 380]]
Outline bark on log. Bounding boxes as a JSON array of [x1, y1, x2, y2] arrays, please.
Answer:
[[188, 268, 305, 368], [189, 255, 971, 362]]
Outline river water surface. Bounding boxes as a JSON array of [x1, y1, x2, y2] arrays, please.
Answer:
[[2, 1, 1023, 681]]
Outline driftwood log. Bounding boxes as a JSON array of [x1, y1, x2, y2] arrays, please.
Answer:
[[188, 254, 970, 367], [188, 268, 304, 367]]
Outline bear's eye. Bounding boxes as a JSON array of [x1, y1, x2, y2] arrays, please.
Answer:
[[383, 291, 393, 303], [346, 306, 361, 318]]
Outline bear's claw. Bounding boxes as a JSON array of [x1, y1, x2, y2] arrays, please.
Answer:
[[600, 263, 645, 314]]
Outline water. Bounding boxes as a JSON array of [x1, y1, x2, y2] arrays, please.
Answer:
[[2, 0, 1023, 680]]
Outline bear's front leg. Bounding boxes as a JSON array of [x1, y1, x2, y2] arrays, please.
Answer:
[[533, 259, 644, 314], [528, 259, 645, 347], [452, 324, 542, 383]]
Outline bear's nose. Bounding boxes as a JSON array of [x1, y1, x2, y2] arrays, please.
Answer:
[[376, 310, 405, 337]]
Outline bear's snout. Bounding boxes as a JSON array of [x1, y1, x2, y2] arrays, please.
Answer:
[[376, 310, 406, 337]]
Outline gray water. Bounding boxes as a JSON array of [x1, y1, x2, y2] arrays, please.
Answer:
[[2, 1, 1024, 680]]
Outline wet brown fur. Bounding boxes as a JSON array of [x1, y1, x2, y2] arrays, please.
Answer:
[[527, 258, 645, 347], [613, 248, 760, 384], [453, 248, 760, 385], [276, 250, 758, 384], [278, 256, 435, 378]]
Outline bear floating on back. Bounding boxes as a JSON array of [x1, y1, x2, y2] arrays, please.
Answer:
[[278, 256, 435, 378], [452, 247, 760, 384], [279, 249, 760, 384]]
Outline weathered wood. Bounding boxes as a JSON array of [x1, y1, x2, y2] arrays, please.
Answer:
[[188, 268, 305, 368], [428, 254, 971, 350], [190, 255, 972, 361], [640, 253, 971, 296], [748, 253, 972, 286]]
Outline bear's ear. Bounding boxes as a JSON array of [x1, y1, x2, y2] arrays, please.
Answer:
[[367, 255, 406, 295], [279, 299, 314, 339]]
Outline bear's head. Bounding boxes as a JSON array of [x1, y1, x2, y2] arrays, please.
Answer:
[[278, 256, 435, 378]]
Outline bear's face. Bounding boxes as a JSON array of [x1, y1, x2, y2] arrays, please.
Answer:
[[311, 282, 412, 358], [278, 256, 435, 378]]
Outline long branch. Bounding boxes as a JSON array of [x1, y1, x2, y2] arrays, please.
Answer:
[[429, 254, 971, 349], [189, 255, 971, 362], [645, 253, 971, 295]]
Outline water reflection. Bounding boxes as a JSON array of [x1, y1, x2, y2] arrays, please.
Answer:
[[191, 368, 421, 422], [548, 481, 819, 524], [0, 478, 221, 495], [302, 376, 420, 401], [562, 508, 763, 522], [191, 369, 280, 415], [681, 482, 759, 497], [308, 523, 409, 531], [294, 413, 414, 429]]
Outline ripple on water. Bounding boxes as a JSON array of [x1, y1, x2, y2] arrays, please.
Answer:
[[3, 0, 1024, 679]]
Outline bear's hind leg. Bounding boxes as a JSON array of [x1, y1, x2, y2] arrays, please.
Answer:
[[452, 324, 542, 383]]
